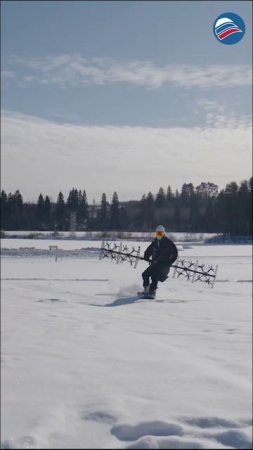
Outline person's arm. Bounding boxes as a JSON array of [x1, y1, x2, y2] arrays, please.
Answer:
[[168, 242, 178, 264], [144, 242, 154, 261]]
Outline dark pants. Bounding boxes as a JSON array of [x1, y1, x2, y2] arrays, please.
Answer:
[[142, 263, 170, 292]]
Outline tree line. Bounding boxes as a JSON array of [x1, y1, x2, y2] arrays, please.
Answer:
[[1, 178, 252, 236]]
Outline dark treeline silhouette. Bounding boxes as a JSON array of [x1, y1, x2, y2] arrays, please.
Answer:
[[1, 178, 252, 236]]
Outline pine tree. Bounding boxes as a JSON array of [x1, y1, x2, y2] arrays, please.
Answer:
[[237, 180, 251, 235], [166, 185, 173, 200], [36, 194, 45, 229], [14, 190, 23, 210], [155, 187, 166, 207], [1, 190, 23, 230], [99, 193, 108, 229], [174, 190, 181, 230], [77, 190, 88, 229], [144, 192, 156, 231], [110, 192, 120, 230], [1, 190, 8, 229], [55, 191, 65, 230], [217, 182, 239, 235], [44, 196, 51, 229], [67, 188, 79, 211]]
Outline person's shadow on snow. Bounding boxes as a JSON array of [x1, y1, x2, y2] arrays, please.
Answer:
[[104, 296, 145, 307]]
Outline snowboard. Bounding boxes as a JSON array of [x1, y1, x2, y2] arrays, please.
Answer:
[[137, 291, 156, 300]]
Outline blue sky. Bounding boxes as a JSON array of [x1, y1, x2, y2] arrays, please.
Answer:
[[1, 1, 252, 202]]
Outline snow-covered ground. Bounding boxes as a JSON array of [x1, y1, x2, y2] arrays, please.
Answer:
[[1, 240, 252, 449]]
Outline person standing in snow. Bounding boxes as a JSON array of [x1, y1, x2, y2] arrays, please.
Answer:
[[141, 225, 178, 298]]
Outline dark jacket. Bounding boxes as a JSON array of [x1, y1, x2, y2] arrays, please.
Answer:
[[144, 236, 178, 266]]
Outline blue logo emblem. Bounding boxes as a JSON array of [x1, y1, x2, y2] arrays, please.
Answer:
[[213, 12, 245, 45]]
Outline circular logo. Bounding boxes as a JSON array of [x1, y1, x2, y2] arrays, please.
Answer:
[[213, 12, 245, 45]]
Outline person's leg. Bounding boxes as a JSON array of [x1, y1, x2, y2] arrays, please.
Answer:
[[149, 273, 159, 293], [149, 263, 164, 293], [142, 265, 153, 288]]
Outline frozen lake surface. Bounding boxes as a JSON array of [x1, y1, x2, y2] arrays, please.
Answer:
[[1, 240, 252, 449]]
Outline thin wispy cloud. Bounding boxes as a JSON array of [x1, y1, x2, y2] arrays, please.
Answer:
[[1, 70, 16, 80], [193, 98, 252, 128], [6, 55, 252, 89], [2, 111, 252, 202]]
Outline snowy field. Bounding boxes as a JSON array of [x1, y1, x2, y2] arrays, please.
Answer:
[[1, 240, 252, 449]]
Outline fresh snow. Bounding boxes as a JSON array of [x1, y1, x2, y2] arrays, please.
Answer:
[[1, 240, 252, 449]]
